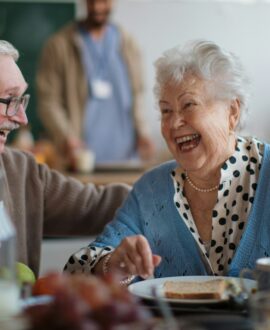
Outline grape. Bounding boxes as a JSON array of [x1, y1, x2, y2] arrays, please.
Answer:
[[23, 273, 154, 330]]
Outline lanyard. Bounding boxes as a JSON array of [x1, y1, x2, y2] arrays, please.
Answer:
[[80, 25, 114, 78]]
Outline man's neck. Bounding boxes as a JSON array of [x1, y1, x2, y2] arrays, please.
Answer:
[[81, 20, 108, 40]]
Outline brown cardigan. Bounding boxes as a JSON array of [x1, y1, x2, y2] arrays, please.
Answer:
[[1, 147, 130, 276], [36, 22, 149, 152]]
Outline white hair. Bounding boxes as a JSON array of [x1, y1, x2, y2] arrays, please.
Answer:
[[0, 40, 19, 61], [154, 40, 251, 128]]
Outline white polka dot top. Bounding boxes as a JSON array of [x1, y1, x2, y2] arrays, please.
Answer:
[[171, 136, 263, 276]]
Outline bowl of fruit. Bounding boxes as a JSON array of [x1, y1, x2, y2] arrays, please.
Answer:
[[21, 272, 157, 330]]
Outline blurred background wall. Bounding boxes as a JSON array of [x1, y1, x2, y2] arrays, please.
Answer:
[[1, 0, 270, 154], [112, 0, 270, 151]]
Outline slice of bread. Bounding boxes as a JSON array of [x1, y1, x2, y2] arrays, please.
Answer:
[[163, 279, 226, 299]]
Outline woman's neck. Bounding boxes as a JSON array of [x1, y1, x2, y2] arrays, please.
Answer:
[[186, 134, 237, 188]]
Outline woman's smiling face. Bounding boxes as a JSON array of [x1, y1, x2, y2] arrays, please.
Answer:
[[160, 74, 239, 176]]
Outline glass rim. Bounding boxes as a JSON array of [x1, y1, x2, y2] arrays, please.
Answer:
[[6, 94, 30, 116]]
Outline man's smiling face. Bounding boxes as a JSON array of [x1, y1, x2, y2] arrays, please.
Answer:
[[0, 55, 28, 153]]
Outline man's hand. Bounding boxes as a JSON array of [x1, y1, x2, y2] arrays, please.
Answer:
[[65, 137, 84, 169]]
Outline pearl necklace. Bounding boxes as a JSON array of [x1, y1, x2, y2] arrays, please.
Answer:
[[185, 171, 220, 193]]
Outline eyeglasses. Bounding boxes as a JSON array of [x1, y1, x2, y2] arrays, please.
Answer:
[[0, 94, 30, 116]]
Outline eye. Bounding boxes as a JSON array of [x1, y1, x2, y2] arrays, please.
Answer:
[[161, 108, 172, 116], [183, 102, 196, 109]]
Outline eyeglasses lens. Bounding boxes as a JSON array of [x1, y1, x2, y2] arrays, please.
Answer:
[[7, 95, 30, 116]]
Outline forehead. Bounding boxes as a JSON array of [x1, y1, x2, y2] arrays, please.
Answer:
[[160, 75, 209, 101], [0, 55, 27, 96]]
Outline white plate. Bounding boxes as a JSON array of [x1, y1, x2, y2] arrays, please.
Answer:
[[20, 295, 53, 309], [128, 276, 257, 304]]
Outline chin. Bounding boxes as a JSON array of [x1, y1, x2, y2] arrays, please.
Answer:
[[176, 155, 206, 172]]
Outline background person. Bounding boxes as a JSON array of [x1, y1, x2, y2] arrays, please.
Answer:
[[36, 0, 155, 166], [0, 40, 129, 276], [65, 40, 269, 281]]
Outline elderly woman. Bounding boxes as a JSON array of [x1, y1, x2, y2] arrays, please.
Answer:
[[65, 40, 269, 282]]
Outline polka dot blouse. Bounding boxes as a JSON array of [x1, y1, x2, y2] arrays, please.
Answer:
[[171, 136, 263, 276], [64, 136, 263, 276]]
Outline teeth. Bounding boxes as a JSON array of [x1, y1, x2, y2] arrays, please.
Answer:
[[176, 134, 199, 144], [0, 130, 8, 137]]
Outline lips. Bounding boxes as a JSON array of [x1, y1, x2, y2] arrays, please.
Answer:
[[175, 133, 201, 152], [0, 130, 9, 139]]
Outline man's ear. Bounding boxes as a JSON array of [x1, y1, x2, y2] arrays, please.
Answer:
[[229, 98, 241, 130]]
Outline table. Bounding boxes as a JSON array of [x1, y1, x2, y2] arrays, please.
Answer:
[[143, 300, 253, 330], [63, 169, 145, 185]]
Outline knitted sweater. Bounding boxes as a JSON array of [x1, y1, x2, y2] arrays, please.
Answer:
[[1, 147, 129, 276], [91, 143, 270, 278]]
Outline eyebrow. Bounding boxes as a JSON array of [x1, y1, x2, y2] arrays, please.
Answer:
[[176, 92, 195, 101], [4, 82, 29, 95]]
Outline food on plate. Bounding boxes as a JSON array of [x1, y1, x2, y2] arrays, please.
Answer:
[[163, 278, 227, 299], [24, 273, 153, 330]]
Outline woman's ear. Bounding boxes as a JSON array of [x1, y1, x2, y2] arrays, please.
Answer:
[[229, 98, 241, 131]]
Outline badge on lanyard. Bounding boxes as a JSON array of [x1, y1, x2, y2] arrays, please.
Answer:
[[91, 79, 112, 99]]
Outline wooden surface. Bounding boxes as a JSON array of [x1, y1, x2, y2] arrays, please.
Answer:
[[63, 170, 145, 185]]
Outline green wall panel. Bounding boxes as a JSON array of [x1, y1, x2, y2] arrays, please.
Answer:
[[0, 1, 75, 140]]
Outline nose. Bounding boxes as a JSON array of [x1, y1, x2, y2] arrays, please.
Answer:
[[171, 110, 185, 129], [12, 104, 28, 126]]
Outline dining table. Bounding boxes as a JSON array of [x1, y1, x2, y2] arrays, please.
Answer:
[[133, 280, 255, 330], [141, 299, 253, 330], [64, 168, 144, 186], [8, 276, 257, 330]]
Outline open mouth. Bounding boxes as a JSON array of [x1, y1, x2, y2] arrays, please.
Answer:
[[175, 134, 201, 152], [0, 130, 9, 139]]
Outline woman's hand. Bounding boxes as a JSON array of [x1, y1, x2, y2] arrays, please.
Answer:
[[110, 235, 161, 279], [95, 235, 161, 279]]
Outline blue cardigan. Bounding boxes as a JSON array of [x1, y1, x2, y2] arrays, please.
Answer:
[[93, 144, 270, 278]]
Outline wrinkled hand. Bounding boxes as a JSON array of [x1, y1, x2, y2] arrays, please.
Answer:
[[109, 235, 161, 279]]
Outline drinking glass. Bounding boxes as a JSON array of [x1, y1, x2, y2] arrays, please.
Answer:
[[249, 291, 270, 330]]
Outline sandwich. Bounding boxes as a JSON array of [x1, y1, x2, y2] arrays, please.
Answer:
[[163, 278, 228, 299]]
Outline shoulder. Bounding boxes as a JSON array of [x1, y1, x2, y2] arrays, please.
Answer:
[[2, 147, 37, 167], [1, 147, 53, 178], [49, 21, 77, 40], [42, 22, 78, 52], [114, 24, 140, 50], [133, 160, 177, 191]]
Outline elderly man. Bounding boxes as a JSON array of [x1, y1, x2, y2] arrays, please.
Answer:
[[37, 0, 155, 165], [0, 40, 129, 276]]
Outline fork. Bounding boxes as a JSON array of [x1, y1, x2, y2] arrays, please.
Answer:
[[151, 286, 179, 330]]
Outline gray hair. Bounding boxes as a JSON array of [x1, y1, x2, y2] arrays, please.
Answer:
[[154, 40, 250, 128], [0, 40, 19, 61]]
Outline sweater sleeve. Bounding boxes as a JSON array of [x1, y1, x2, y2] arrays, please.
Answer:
[[63, 186, 144, 273], [36, 36, 74, 149], [40, 166, 131, 236]]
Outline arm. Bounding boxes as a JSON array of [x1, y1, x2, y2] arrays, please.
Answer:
[[36, 36, 82, 153], [64, 186, 161, 279], [40, 165, 130, 236]]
